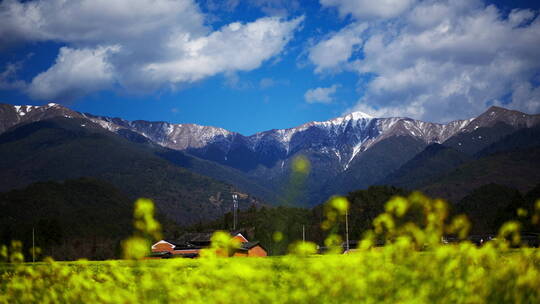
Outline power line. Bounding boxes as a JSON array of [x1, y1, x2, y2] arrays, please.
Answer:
[[345, 208, 349, 252], [32, 227, 35, 263]]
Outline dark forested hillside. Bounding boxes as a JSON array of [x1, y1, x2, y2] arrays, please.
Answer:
[[453, 183, 539, 234], [320, 136, 426, 205], [0, 178, 134, 260], [382, 123, 540, 202], [379, 143, 472, 189], [0, 117, 260, 225], [422, 147, 540, 202]]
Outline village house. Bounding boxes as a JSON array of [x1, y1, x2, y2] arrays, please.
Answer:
[[149, 231, 267, 258]]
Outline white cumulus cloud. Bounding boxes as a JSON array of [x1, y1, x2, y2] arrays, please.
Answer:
[[305, 84, 340, 104], [0, 0, 206, 48], [308, 22, 367, 73], [142, 17, 303, 85], [0, 0, 303, 101], [27, 46, 120, 101], [313, 0, 540, 121]]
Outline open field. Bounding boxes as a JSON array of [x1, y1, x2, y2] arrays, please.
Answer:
[[1, 246, 540, 303]]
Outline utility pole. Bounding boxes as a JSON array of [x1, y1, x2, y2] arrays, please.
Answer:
[[302, 225, 305, 243], [232, 194, 238, 231], [32, 227, 35, 263], [345, 208, 349, 252]]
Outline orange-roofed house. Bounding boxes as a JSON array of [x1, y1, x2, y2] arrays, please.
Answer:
[[149, 231, 267, 258]]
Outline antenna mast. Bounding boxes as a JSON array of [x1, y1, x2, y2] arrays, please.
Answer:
[[232, 194, 238, 230]]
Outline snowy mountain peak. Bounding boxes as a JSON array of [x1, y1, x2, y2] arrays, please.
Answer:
[[323, 110, 374, 124], [296, 111, 375, 131], [318, 111, 374, 127], [463, 106, 540, 131], [346, 111, 374, 120]]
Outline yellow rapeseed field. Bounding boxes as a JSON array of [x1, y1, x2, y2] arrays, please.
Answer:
[[1, 194, 539, 303]]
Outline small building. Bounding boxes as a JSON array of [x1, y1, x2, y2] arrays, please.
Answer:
[[233, 241, 268, 257], [150, 231, 267, 258]]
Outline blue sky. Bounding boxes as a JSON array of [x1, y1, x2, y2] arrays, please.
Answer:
[[1, 0, 539, 135]]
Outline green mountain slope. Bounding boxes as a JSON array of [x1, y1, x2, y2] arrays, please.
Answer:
[[0, 117, 260, 224], [318, 136, 426, 205], [154, 148, 280, 204], [379, 144, 472, 190], [422, 146, 540, 202], [105, 127, 280, 204], [475, 124, 540, 157], [443, 122, 517, 155]]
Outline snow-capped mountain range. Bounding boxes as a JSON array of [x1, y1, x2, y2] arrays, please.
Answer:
[[1, 102, 539, 206], [80, 108, 477, 172], [1, 102, 538, 172]]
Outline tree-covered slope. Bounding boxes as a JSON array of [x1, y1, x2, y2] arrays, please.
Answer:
[[379, 143, 473, 190], [0, 117, 259, 224], [453, 183, 532, 234], [0, 178, 133, 260], [317, 136, 426, 205], [422, 146, 540, 202]]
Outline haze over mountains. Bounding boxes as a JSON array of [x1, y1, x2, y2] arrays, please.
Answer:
[[1, 102, 540, 221]]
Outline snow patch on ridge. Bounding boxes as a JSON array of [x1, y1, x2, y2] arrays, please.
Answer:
[[344, 142, 364, 171], [13, 105, 39, 117], [334, 149, 341, 162], [311, 111, 374, 131], [166, 124, 175, 135]]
